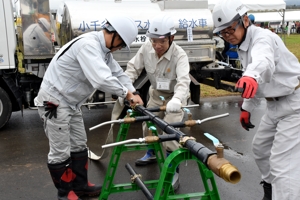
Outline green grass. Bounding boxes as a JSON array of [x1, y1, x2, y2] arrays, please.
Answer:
[[284, 34, 300, 61], [201, 33, 300, 97]]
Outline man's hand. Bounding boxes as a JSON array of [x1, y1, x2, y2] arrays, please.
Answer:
[[166, 98, 182, 113], [235, 76, 258, 98], [43, 101, 58, 119], [240, 108, 255, 131]]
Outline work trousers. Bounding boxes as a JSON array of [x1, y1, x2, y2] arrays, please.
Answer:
[[36, 89, 87, 164], [252, 89, 300, 200]]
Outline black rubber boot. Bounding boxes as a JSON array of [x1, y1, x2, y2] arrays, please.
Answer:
[[260, 180, 272, 200], [71, 149, 102, 197], [48, 158, 81, 200]]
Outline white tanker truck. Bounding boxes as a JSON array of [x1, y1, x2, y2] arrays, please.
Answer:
[[0, 0, 238, 129]]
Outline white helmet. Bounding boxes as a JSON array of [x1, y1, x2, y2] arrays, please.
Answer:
[[146, 15, 177, 38], [105, 15, 138, 50], [212, 0, 248, 33]]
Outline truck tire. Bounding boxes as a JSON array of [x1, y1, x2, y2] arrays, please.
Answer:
[[0, 87, 12, 129]]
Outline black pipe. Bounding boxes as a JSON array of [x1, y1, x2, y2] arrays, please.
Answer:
[[135, 105, 187, 138], [135, 105, 215, 167], [125, 163, 153, 200], [145, 107, 161, 112], [157, 134, 178, 142], [134, 116, 151, 122], [185, 139, 215, 165], [169, 122, 186, 128]]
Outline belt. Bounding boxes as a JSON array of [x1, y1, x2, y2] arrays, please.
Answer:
[[265, 97, 279, 101], [295, 82, 300, 90], [265, 81, 300, 101]]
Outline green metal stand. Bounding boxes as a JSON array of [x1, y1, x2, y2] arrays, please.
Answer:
[[154, 148, 220, 200], [99, 111, 220, 200]]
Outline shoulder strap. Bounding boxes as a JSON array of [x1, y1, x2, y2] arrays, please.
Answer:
[[56, 37, 82, 61]]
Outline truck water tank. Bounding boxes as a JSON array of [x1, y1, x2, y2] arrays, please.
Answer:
[[58, 0, 214, 45]]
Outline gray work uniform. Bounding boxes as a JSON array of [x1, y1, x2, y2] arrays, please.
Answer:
[[112, 41, 191, 152], [239, 25, 300, 200], [34, 31, 135, 164]]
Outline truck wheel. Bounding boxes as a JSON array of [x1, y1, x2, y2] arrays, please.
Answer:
[[0, 87, 12, 129]]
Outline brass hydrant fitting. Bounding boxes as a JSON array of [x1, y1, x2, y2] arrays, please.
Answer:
[[216, 143, 224, 158], [144, 136, 160, 143], [184, 120, 197, 127], [207, 154, 241, 184], [123, 117, 136, 123], [160, 105, 166, 111]]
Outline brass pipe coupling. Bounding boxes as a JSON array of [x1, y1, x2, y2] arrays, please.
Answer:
[[207, 144, 241, 184]]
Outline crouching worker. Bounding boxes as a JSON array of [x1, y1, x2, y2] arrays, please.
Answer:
[[34, 15, 143, 200]]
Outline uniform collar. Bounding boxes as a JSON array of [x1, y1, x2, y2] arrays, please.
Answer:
[[239, 25, 253, 52], [98, 31, 111, 54]]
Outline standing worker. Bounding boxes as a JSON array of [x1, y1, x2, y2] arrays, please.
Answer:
[[34, 15, 143, 200], [110, 14, 190, 190], [212, 0, 300, 200]]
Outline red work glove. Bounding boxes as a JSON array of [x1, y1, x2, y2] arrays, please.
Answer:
[[240, 108, 255, 131], [235, 76, 258, 98]]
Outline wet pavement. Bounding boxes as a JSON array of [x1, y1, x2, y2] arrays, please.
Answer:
[[0, 96, 267, 200]]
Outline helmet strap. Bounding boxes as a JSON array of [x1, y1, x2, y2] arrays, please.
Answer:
[[168, 36, 173, 46], [108, 32, 117, 50], [160, 36, 172, 56], [238, 17, 248, 47]]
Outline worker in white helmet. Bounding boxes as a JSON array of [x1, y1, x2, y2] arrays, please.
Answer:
[[23, 17, 52, 54], [34, 15, 143, 200], [212, 0, 300, 200], [248, 14, 255, 24], [110, 14, 190, 191]]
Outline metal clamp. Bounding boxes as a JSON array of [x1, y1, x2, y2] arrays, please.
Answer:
[[179, 136, 196, 146], [131, 174, 142, 183]]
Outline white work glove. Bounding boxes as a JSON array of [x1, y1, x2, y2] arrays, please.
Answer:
[[118, 97, 125, 106], [166, 98, 182, 113]]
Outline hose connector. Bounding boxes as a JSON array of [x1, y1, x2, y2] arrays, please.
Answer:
[[207, 154, 241, 184], [144, 136, 160, 143]]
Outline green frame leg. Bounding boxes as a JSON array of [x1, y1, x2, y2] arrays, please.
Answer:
[[154, 149, 220, 200], [99, 112, 165, 200]]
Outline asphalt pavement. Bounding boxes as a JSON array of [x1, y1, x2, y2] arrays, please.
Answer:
[[0, 96, 266, 200]]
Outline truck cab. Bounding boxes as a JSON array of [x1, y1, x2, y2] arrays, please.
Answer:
[[0, 0, 19, 128]]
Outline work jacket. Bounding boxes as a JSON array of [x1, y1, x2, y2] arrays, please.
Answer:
[[126, 41, 190, 103], [238, 25, 300, 112], [39, 31, 135, 110]]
